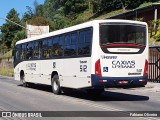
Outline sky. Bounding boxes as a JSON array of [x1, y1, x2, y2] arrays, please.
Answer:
[[0, 0, 44, 27]]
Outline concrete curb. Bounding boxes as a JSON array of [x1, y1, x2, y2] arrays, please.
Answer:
[[145, 82, 160, 92], [0, 75, 14, 80]]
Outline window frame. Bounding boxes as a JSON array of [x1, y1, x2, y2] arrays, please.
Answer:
[[14, 27, 93, 64]]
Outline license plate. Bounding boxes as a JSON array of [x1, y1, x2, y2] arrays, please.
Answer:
[[118, 80, 128, 84]]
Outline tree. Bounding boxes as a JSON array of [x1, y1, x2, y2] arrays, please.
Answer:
[[1, 8, 22, 48], [89, 0, 114, 13], [12, 30, 26, 47], [35, 5, 44, 16], [114, 0, 146, 10], [43, 0, 61, 20], [28, 16, 50, 26], [53, 14, 70, 30], [22, 6, 34, 22]]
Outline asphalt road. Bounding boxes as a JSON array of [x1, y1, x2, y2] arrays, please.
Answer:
[[0, 76, 159, 120]]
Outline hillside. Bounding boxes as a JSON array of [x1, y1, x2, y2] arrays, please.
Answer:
[[0, 1, 160, 55]]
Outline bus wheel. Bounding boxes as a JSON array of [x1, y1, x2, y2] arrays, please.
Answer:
[[20, 73, 27, 87], [51, 74, 61, 95]]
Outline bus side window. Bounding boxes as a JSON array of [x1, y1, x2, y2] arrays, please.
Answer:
[[26, 42, 34, 59], [65, 34, 71, 45], [52, 36, 59, 57], [21, 44, 26, 60], [85, 30, 92, 43], [58, 36, 64, 56], [64, 33, 71, 56], [15, 44, 21, 62], [19, 45, 22, 61], [32, 42, 35, 59], [48, 37, 53, 58], [26, 43, 29, 59], [71, 32, 78, 56], [42, 39, 48, 58], [52, 35, 64, 57], [38, 41, 42, 59], [78, 29, 92, 56], [64, 32, 77, 56], [34, 41, 39, 59]]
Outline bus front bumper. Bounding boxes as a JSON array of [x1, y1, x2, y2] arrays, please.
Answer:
[[91, 74, 148, 88]]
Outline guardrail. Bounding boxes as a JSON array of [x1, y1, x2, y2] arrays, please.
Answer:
[[149, 46, 160, 82]]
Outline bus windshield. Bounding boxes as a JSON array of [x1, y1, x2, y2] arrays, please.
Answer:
[[100, 23, 146, 46]]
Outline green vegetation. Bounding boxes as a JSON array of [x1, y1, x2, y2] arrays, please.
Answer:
[[93, 9, 124, 20], [0, 50, 12, 59], [148, 19, 160, 45], [1, 0, 160, 50], [138, 2, 153, 8], [1, 8, 22, 48], [0, 69, 14, 77]]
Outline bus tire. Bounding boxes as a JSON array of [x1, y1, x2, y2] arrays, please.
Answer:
[[51, 74, 61, 95], [20, 72, 27, 87]]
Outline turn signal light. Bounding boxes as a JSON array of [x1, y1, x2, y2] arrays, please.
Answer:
[[143, 60, 148, 76], [95, 59, 102, 76]]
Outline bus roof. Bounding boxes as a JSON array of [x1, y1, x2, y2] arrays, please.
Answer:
[[16, 19, 147, 45]]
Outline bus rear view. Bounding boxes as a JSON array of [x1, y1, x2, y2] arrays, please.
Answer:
[[92, 20, 148, 88]]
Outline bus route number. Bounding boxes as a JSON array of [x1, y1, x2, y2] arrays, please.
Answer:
[[80, 65, 87, 72], [53, 62, 56, 68]]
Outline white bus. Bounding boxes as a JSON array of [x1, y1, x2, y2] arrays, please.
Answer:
[[13, 20, 148, 95]]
